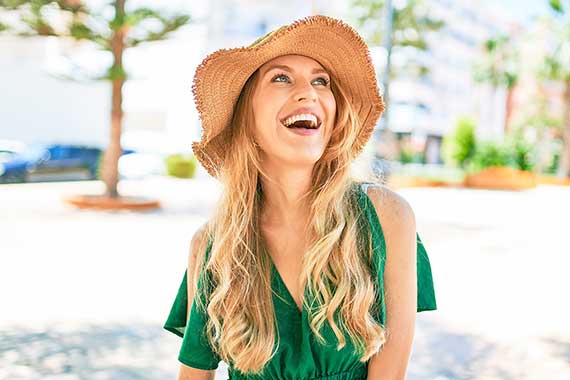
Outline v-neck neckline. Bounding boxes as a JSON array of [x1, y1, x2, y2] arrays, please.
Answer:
[[263, 182, 369, 316], [269, 258, 304, 314]]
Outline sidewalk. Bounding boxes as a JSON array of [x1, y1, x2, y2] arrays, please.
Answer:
[[1, 177, 569, 379]]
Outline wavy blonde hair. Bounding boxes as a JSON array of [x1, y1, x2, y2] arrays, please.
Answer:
[[191, 67, 387, 374]]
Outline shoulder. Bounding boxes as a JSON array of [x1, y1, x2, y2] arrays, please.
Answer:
[[363, 184, 417, 258], [190, 222, 209, 259], [187, 223, 210, 314], [364, 184, 416, 230], [188, 222, 210, 283]]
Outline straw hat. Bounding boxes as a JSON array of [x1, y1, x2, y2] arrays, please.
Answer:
[[191, 14, 385, 178]]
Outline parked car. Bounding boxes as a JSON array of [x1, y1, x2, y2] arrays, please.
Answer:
[[0, 141, 48, 183], [27, 144, 103, 181], [0, 141, 135, 183]]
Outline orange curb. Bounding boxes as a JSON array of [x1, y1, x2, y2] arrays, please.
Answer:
[[536, 175, 570, 186], [63, 194, 161, 210], [464, 167, 536, 190]]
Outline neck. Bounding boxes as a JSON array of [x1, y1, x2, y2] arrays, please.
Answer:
[[259, 166, 313, 227]]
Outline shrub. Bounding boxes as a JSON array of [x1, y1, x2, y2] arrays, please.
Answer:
[[505, 131, 535, 172], [165, 153, 197, 178], [546, 151, 560, 174], [399, 147, 414, 164], [467, 139, 515, 172], [441, 116, 477, 169]]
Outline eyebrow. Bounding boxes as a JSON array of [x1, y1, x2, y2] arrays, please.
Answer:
[[263, 64, 330, 76]]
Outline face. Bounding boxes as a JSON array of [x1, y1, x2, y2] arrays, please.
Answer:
[[251, 54, 336, 170]]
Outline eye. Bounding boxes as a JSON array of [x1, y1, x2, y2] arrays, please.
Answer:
[[270, 72, 330, 86], [315, 77, 330, 86], [271, 72, 290, 83]]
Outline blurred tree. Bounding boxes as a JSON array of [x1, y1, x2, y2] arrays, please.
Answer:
[[537, 0, 570, 178], [539, 0, 570, 177], [349, 0, 444, 161], [472, 34, 520, 135], [513, 83, 563, 174], [0, 0, 190, 198], [350, 0, 444, 106]]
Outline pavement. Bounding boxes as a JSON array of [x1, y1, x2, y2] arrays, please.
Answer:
[[1, 172, 569, 380]]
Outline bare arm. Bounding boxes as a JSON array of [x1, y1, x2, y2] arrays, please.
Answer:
[[365, 186, 418, 380], [178, 223, 216, 380]]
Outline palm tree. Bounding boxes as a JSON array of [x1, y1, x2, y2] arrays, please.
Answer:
[[350, 0, 444, 168], [351, 0, 444, 127], [0, 0, 190, 198], [472, 34, 520, 135], [539, 0, 570, 178]]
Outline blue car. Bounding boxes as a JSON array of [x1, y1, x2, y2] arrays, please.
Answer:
[[29, 144, 103, 180], [0, 142, 135, 183], [0, 142, 47, 183]]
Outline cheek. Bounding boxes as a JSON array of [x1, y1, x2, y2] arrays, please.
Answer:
[[253, 89, 280, 123], [325, 94, 337, 125]]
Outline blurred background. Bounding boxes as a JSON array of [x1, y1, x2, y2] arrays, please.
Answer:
[[1, 0, 569, 379]]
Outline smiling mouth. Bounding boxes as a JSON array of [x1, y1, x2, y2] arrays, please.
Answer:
[[280, 119, 322, 129]]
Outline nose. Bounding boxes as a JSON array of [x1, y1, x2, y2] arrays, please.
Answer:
[[294, 79, 318, 102]]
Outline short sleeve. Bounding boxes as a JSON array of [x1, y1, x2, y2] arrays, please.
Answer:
[[416, 232, 437, 312], [163, 244, 221, 370]]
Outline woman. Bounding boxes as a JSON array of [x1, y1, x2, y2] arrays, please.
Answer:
[[164, 15, 437, 380]]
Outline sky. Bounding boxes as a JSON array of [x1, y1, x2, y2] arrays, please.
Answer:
[[481, 0, 553, 25]]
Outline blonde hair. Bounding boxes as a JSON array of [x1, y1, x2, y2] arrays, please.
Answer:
[[191, 68, 387, 374]]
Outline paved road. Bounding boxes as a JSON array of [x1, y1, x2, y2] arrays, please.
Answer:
[[1, 175, 569, 379]]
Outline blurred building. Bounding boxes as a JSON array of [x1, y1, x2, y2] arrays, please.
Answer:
[[382, 0, 522, 164], [0, 0, 529, 165], [0, 35, 109, 146]]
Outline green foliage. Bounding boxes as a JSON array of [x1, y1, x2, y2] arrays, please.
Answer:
[[105, 64, 128, 81], [69, 20, 95, 40], [441, 116, 477, 169], [466, 130, 536, 173], [468, 140, 515, 172], [399, 147, 413, 164], [0, 1, 191, 78], [349, 0, 444, 78], [549, 0, 565, 13], [472, 34, 519, 89], [125, 14, 190, 47], [165, 154, 197, 179], [546, 150, 560, 174], [539, 2, 570, 82], [505, 131, 535, 172]]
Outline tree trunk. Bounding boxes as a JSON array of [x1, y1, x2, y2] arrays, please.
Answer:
[[504, 85, 515, 134], [533, 127, 545, 175], [558, 79, 570, 178], [490, 86, 496, 137], [101, 0, 126, 198]]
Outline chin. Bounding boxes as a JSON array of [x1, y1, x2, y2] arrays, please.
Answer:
[[292, 154, 324, 167]]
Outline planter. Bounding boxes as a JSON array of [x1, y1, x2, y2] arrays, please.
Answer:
[[63, 194, 161, 211], [464, 166, 536, 190], [536, 175, 570, 186]]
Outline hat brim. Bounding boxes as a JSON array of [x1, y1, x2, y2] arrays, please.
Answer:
[[191, 15, 385, 178]]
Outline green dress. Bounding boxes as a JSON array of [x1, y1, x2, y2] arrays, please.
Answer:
[[164, 182, 437, 379]]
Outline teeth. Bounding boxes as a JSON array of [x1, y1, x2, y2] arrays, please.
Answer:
[[282, 113, 318, 128]]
